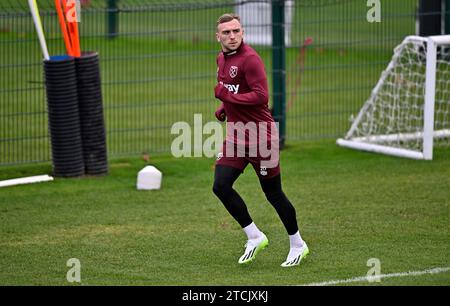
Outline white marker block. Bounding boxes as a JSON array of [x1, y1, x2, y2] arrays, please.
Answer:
[[137, 166, 162, 190]]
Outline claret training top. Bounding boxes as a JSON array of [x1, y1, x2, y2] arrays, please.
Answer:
[[215, 42, 278, 146]]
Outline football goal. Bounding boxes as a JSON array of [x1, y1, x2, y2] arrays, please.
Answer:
[[337, 35, 450, 160]]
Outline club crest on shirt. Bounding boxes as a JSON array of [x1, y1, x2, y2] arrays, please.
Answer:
[[229, 66, 238, 78], [260, 166, 267, 176]]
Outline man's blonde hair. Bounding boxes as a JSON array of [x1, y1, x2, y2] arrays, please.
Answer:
[[216, 13, 241, 28]]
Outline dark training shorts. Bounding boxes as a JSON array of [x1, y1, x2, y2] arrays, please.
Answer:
[[215, 141, 280, 179]]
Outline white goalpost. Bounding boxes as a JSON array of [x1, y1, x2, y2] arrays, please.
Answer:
[[337, 35, 450, 160]]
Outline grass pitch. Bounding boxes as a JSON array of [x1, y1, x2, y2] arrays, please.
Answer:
[[0, 140, 449, 285]]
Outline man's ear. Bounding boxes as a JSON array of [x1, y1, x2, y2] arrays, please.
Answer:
[[216, 33, 220, 42]]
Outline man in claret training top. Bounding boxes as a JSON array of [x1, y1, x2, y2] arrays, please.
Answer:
[[212, 13, 309, 267]]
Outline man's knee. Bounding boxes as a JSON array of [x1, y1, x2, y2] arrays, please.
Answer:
[[212, 179, 232, 197], [264, 190, 295, 212], [264, 189, 284, 203]]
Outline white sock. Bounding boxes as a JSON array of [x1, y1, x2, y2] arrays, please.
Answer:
[[289, 231, 304, 249], [243, 222, 263, 240]]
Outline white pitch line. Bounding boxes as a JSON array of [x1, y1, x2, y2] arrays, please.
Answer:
[[302, 267, 450, 286]]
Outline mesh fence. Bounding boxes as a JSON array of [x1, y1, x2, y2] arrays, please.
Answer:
[[0, 0, 419, 165]]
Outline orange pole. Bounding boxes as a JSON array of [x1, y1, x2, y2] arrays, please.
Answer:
[[72, 17, 81, 57], [64, 0, 81, 57], [55, 0, 73, 56]]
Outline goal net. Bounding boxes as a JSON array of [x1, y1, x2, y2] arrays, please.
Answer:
[[337, 35, 450, 160]]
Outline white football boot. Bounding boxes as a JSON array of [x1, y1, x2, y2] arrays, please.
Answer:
[[281, 242, 309, 268], [238, 233, 269, 264]]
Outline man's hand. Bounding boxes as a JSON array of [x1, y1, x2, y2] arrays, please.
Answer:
[[214, 82, 226, 100], [215, 103, 226, 122]]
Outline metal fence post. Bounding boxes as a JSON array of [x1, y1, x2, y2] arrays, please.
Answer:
[[271, 0, 286, 149], [418, 0, 442, 36], [446, 0, 450, 34], [107, 0, 118, 39]]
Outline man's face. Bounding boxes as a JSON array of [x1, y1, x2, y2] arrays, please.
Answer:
[[216, 19, 244, 52]]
